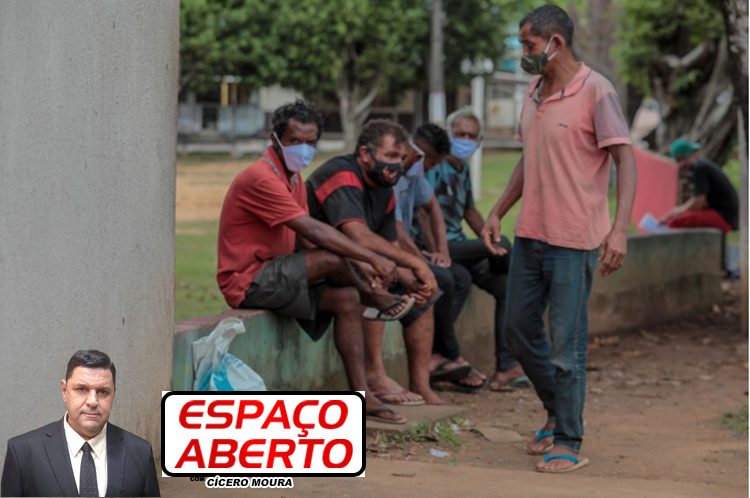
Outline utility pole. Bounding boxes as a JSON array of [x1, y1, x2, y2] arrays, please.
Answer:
[[429, 0, 445, 126]]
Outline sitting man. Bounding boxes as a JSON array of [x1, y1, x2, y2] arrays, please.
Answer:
[[306, 119, 444, 405], [394, 123, 492, 392], [217, 100, 412, 424], [660, 139, 739, 234], [417, 108, 530, 390]]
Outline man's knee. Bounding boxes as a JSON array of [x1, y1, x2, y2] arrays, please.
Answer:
[[450, 263, 473, 292], [310, 249, 346, 274], [431, 265, 455, 294]]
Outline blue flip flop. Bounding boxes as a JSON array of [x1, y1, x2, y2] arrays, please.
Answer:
[[536, 454, 590, 473], [527, 427, 555, 455]]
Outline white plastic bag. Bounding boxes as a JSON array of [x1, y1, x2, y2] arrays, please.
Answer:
[[192, 317, 267, 391]]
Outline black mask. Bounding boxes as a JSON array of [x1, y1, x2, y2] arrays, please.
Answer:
[[367, 149, 404, 188]]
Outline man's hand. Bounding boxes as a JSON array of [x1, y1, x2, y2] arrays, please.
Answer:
[[421, 250, 451, 268], [369, 255, 398, 285], [350, 260, 382, 289], [409, 261, 438, 303], [599, 229, 628, 278], [481, 213, 508, 256]]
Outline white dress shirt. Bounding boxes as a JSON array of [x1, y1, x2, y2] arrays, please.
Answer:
[[63, 413, 108, 497]]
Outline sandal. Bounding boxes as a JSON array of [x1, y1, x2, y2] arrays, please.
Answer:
[[363, 296, 416, 321], [365, 407, 407, 425], [429, 360, 472, 383], [489, 376, 531, 392], [528, 427, 555, 455], [536, 454, 590, 473], [449, 367, 488, 393]]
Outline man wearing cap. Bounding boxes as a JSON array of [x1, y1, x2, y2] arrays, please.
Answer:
[[659, 139, 739, 234]]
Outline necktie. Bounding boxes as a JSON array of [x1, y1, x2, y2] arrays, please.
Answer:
[[79, 442, 99, 497]]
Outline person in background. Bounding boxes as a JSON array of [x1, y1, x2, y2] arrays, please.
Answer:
[[393, 123, 490, 392], [482, 5, 637, 473], [660, 139, 739, 234], [420, 108, 531, 392]]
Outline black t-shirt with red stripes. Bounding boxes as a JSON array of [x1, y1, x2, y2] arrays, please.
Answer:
[[305, 154, 398, 241]]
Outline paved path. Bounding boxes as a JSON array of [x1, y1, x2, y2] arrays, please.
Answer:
[[159, 457, 744, 498]]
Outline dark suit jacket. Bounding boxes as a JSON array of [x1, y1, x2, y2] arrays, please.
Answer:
[[1, 419, 160, 497]]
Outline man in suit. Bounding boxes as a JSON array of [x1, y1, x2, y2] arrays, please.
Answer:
[[1, 350, 160, 497]]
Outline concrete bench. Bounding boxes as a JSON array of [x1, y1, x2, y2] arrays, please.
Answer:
[[173, 229, 722, 392]]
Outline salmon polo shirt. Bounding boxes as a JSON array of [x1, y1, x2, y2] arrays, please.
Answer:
[[217, 146, 308, 308], [515, 63, 631, 250]]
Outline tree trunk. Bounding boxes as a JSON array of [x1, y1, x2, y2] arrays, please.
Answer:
[[714, 0, 749, 131], [648, 38, 736, 165], [336, 46, 383, 152]]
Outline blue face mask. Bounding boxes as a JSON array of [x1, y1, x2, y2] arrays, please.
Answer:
[[450, 137, 479, 160], [273, 132, 316, 173]]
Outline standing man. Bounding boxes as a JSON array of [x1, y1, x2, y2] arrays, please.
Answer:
[[217, 101, 411, 424], [482, 5, 637, 473], [306, 119, 444, 405], [660, 139, 739, 234], [1, 350, 160, 497]]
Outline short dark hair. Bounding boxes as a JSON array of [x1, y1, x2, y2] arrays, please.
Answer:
[[66, 350, 116, 386], [271, 100, 325, 140], [356, 119, 409, 153], [519, 5, 574, 47], [414, 123, 451, 156]]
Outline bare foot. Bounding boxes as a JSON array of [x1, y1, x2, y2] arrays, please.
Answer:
[[491, 365, 531, 386], [368, 374, 424, 404], [536, 446, 585, 472], [409, 383, 444, 405], [527, 421, 555, 454]]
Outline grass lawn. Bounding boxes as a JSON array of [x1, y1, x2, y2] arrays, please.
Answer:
[[174, 151, 741, 322]]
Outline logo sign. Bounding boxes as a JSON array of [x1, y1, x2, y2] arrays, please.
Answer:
[[161, 392, 364, 477]]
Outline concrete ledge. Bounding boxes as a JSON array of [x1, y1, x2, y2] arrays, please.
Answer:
[[588, 229, 722, 334], [174, 230, 722, 392]]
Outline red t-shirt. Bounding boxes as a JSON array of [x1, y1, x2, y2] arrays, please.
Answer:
[[217, 146, 308, 308]]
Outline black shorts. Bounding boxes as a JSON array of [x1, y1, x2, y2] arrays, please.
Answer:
[[240, 252, 333, 342]]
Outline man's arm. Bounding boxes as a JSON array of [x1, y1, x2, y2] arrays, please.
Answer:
[[422, 196, 451, 267], [396, 221, 426, 259], [284, 216, 398, 283], [340, 221, 437, 299], [481, 155, 524, 255], [1, 440, 22, 497], [659, 195, 708, 222], [464, 206, 486, 238], [599, 144, 637, 278], [416, 207, 438, 253]]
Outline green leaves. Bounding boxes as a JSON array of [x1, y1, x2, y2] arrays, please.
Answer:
[[613, 0, 724, 96], [180, 0, 523, 99]]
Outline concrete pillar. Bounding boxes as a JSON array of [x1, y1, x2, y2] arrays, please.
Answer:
[[0, 0, 179, 460]]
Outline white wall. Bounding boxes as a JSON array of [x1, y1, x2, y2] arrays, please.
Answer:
[[0, 0, 179, 461]]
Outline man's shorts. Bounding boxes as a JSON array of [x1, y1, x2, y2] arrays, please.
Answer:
[[240, 252, 333, 342]]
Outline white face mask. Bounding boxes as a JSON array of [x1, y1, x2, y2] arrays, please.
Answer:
[[273, 132, 317, 173], [407, 140, 425, 177]]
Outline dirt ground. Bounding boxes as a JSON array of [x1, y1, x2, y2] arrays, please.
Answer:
[[366, 282, 748, 490]]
